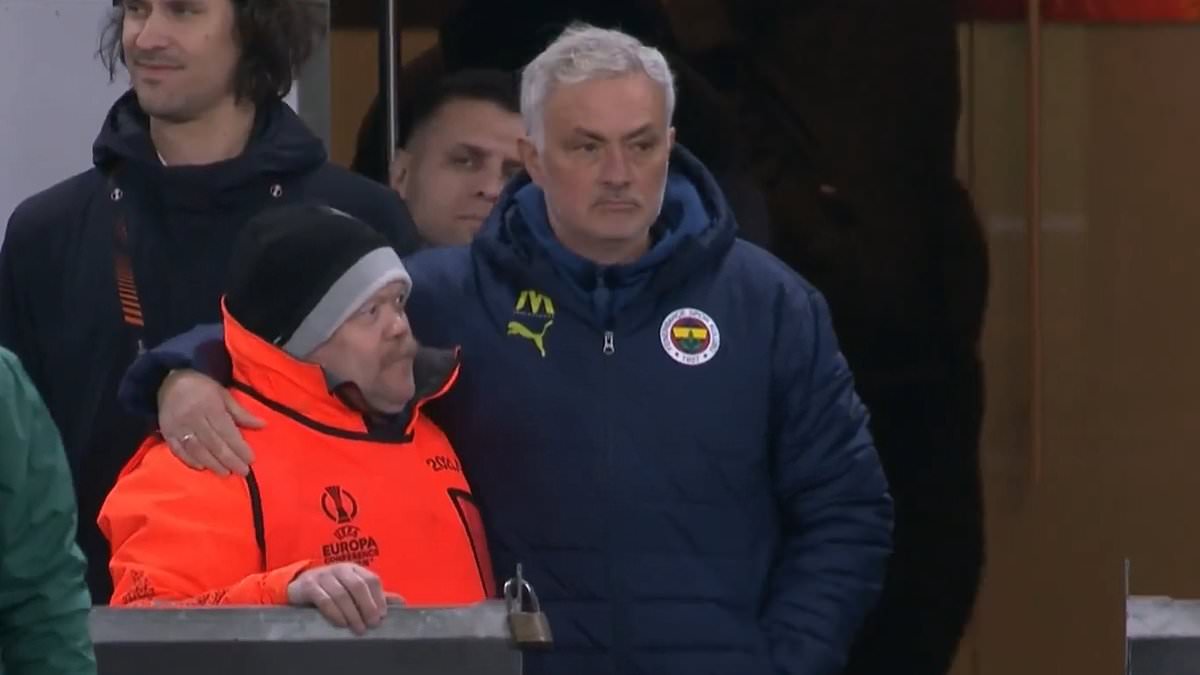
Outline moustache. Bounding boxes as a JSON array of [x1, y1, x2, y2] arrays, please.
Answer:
[[381, 338, 420, 366]]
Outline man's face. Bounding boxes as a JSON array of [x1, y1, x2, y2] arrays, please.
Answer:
[[519, 73, 674, 260], [391, 99, 525, 246], [307, 281, 419, 415], [121, 0, 241, 122]]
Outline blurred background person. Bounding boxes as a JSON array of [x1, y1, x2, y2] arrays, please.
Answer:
[[387, 69, 524, 246]]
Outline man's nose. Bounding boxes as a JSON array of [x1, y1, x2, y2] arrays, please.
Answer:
[[134, 12, 171, 51], [599, 147, 633, 188], [476, 168, 507, 204], [384, 309, 411, 340]]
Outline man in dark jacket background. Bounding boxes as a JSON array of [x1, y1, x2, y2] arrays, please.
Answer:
[[705, 3, 990, 673], [0, 0, 420, 603], [130, 23, 892, 675]]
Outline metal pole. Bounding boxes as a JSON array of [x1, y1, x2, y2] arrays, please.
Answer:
[[380, 0, 399, 166], [1026, 0, 1043, 483], [965, 18, 976, 196]]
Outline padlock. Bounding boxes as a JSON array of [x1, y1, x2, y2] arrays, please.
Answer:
[[504, 564, 553, 649], [509, 608, 553, 647]]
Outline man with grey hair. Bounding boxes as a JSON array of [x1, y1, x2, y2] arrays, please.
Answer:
[[121, 22, 892, 675]]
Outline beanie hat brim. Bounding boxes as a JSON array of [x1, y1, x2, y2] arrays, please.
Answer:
[[284, 247, 411, 357]]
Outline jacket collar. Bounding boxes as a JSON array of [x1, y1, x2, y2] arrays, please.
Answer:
[[93, 91, 327, 209], [222, 300, 458, 440]]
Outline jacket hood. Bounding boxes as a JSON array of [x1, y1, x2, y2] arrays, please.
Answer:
[[93, 90, 327, 196], [222, 301, 458, 440], [472, 143, 738, 326]]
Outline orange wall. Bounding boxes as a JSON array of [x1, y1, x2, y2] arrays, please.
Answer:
[[957, 23, 1200, 675], [327, 28, 439, 168]]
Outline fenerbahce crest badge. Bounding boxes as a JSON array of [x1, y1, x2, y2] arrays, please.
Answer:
[[320, 485, 380, 567], [660, 308, 720, 366]]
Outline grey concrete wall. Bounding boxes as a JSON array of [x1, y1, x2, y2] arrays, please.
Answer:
[[0, 1, 126, 235], [0, 0, 331, 241]]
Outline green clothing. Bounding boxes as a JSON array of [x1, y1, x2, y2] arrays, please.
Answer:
[[0, 347, 95, 675]]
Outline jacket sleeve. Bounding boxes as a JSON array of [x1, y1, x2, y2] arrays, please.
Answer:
[[762, 285, 893, 675], [117, 323, 228, 418], [98, 441, 311, 606], [0, 349, 96, 675], [0, 208, 44, 389]]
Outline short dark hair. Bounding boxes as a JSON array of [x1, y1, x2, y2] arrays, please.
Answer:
[[99, 0, 327, 104], [398, 68, 521, 148]]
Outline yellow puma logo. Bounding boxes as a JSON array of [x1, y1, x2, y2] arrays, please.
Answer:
[[507, 320, 553, 358]]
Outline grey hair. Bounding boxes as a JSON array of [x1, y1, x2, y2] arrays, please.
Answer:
[[520, 23, 676, 148]]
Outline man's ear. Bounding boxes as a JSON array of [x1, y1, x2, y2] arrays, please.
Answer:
[[667, 126, 676, 150], [518, 136, 545, 187], [389, 148, 413, 197]]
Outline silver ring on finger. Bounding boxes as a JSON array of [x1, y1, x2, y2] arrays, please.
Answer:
[[179, 432, 197, 444]]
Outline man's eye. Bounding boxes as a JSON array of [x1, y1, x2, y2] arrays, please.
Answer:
[[167, 2, 201, 16]]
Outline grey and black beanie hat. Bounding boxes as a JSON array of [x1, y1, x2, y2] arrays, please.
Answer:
[[225, 203, 410, 358]]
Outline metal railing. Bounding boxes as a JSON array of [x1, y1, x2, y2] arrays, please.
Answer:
[[91, 599, 548, 675], [91, 568, 552, 675]]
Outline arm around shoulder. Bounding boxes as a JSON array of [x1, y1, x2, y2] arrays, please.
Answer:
[[117, 322, 228, 418]]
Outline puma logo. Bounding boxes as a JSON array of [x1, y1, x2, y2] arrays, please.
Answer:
[[507, 320, 553, 358]]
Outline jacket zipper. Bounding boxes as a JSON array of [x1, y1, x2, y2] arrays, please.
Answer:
[[601, 321, 621, 673], [597, 264, 620, 671]]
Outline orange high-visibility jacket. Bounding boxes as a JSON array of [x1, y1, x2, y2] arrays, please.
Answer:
[[98, 305, 493, 608]]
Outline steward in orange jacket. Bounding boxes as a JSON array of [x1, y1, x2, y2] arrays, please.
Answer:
[[99, 205, 492, 628]]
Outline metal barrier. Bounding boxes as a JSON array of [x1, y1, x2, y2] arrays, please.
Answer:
[[1128, 596, 1200, 675], [92, 600, 530, 675], [91, 569, 552, 675]]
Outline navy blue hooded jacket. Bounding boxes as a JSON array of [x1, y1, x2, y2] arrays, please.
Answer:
[[119, 144, 891, 675], [408, 145, 891, 675], [0, 91, 420, 603]]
